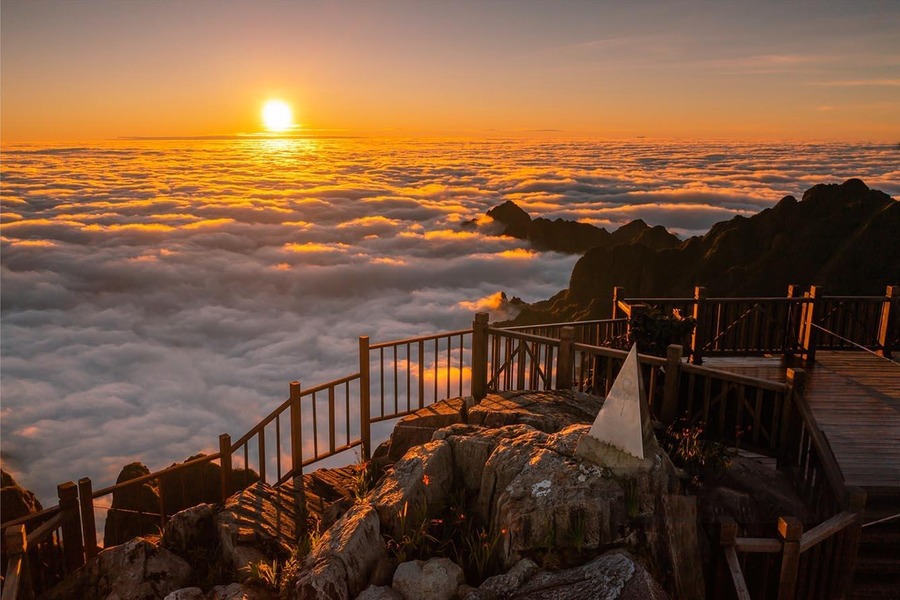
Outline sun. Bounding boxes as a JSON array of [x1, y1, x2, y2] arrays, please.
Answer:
[[262, 100, 294, 132]]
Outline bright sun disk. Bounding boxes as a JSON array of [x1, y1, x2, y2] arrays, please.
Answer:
[[262, 100, 293, 132]]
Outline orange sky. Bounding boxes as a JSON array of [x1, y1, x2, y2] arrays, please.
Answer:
[[2, 1, 899, 142]]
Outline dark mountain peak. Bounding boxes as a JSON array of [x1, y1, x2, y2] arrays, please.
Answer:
[[482, 201, 679, 255], [509, 180, 898, 323]]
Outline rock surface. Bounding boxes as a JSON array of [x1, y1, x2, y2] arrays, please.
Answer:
[[468, 390, 602, 434], [164, 588, 205, 600], [392, 557, 465, 600], [294, 503, 389, 599], [387, 397, 467, 460], [46, 537, 192, 600], [209, 582, 275, 599], [356, 585, 404, 600]]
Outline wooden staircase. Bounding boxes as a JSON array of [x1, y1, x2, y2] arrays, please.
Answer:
[[851, 489, 900, 599]]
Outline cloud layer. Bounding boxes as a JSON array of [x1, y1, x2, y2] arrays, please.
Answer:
[[1, 137, 897, 504]]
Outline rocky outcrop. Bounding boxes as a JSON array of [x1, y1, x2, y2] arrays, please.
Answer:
[[45, 537, 192, 600], [392, 557, 465, 600], [465, 550, 667, 599], [105, 457, 259, 547], [482, 201, 679, 255], [510, 179, 899, 323], [0, 469, 42, 524]]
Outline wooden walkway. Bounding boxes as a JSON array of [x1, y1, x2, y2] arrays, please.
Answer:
[[707, 351, 900, 492]]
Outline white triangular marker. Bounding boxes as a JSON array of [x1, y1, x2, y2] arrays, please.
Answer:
[[585, 344, 652, 460]]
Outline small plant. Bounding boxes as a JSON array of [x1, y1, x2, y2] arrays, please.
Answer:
[[386, 500, 438, 563], [662, 418, 736, 485], [295, 515, 322, 560], [242, 558, 279, 590], [628, 307, 695, 357], [350, 448, 374, 504], [567, 509, 587, 552], [622, 477, 640, 518], [463, 524, 504, 582]]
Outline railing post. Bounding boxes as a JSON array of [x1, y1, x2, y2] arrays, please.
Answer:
[[58, 481, 84, 573], [219, 433, 233, 502], [289, 380, 309, 540], [690, 286, 707, 365], [556, 326, 575, 391], [711, 516, 738, 597], [661, 344, 683, 424], [778, 368, 806, 473], [471, 312, 489, 402], [77, 477, 98, 560], [877, 285, 898, 358], [838, 487, 866, 598], [777, 516, 803, 600], [612, 286, 625, 319], [784, 284, 800, 357], [358, 337, 372, 460], [3, 524, 28, 599], [802, 285, 822, 364]]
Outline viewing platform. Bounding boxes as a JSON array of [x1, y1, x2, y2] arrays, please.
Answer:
[[2, 285, 898, 600]]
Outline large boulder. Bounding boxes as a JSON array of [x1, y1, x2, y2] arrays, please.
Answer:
[[371, 440, 453, 536], [293, 503, 389, 599], [45, 537, 192, 600], [392, 557, 465, 600], [162, 503, 215, 558], [104, 462, 161, 547]]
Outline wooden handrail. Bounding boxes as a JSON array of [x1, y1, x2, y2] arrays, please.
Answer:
[[0, 505, 61, 531], [735, 536, 783, 553], [571, 341, 668, 367], [500, 318, 626, 331], [681, 361, 789, 392], [792, 393, 847, 507], [369, 328, 471, 350], [92, 452, 223, 497], [799, 510, 857, 553], [24, 513, 62, 546], [486, 327, 561, 346]]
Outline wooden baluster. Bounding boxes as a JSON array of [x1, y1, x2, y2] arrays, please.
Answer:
[[661, 344, 683, 424], [555, 326, 575, 391], [691, 286, 707, 364], [711, 516, 738, 598], [802, 285, 822, 364], [778, 368, 806, 473], [77, 478, 98, 560], [289, 380, 309, 540], [877, 285, 898, 358], [612, 286, 624, 319], [839, 487, 866, 598], [219, 433, 233, 502], [358, 337, 371, 460], [58, 481, 84, 573], [785, 284, 800, 358], [777, 516, 803, 600], [258, 428, 267, 484]]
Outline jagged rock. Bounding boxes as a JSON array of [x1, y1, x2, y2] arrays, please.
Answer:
[[160, 454, 259, 516], [371, 440, 453, 535], [468, 391, 603, 434], [162, 503, 214, 558], [293, 503, 389, 599], [45, 537, 192, 600], [388, 398, 467, 460], [437, 423, 537, 495], [464, 558, 540, 600], [507, 550, 668, 599], [209, 582, 274, 599], [216, 482, 299, 578], [164, 588, 205, 600], [392, 557, 465, 600], [356, 584, 404, 600], [0, 469, 42, 523]]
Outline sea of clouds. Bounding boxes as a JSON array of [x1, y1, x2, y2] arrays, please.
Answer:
[[1, 137, 897, 505]]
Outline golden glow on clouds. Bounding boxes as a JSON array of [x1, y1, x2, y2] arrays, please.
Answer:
[[458, 291, 506, 311], [283, 242, 348, 253]]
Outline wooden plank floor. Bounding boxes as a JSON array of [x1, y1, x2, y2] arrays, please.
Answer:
[[706, 352, 900, 491]]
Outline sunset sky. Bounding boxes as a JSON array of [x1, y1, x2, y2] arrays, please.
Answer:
[[2, 0, 899, 141]]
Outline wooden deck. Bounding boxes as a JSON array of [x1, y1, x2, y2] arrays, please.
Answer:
[[707, 352, 900, 492]]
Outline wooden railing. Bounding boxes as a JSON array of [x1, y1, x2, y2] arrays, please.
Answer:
[[620, 285, 898, 364], [714, 368, 866, 599]]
